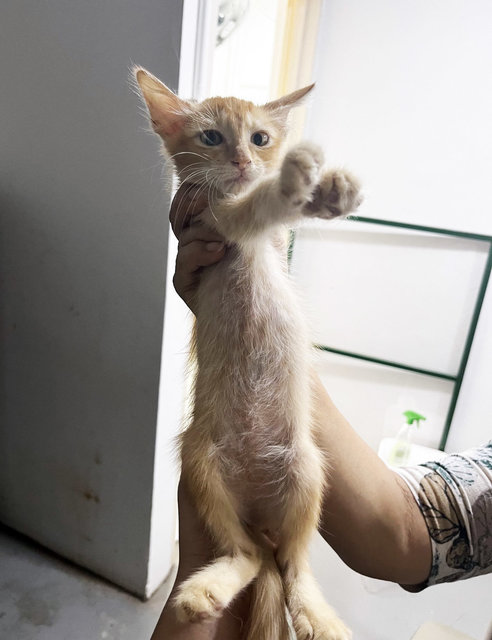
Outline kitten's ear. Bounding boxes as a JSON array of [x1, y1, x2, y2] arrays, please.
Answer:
[[133, 66, 191, 140], [263, 83, 315, 122]]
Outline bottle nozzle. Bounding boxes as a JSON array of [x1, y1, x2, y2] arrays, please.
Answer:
[[403, 410, 426, 427]]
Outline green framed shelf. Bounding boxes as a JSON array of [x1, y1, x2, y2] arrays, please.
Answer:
[[291, 216, 492, 451]]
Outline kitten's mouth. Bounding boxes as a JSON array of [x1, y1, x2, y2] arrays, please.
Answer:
[[225, 172, 253, 193]]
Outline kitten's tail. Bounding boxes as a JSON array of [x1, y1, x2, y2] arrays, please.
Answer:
[[244, 552, 289, 640]]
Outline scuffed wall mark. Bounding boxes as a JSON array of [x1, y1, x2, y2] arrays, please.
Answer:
[[15, 593, 58, 627], [83, 489, 100, 504]]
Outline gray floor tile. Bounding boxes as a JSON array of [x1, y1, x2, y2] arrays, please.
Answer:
[[0, 524, 174, 640]]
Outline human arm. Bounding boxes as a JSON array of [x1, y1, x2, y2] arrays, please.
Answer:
[[310, 374, 432, 586]]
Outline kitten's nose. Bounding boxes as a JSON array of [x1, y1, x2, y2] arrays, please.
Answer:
[[231, 159, 252, 171]]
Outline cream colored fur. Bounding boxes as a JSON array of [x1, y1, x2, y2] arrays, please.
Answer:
[[135, 66, 361, 640]]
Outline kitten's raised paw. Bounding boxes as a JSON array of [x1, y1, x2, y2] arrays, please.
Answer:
[[280, 142, 324, 205], [173, 579, 228, 623], [305, 169, 362, 219]]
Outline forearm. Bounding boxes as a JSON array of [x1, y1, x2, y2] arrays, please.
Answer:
[[312, 375, 432, 586]]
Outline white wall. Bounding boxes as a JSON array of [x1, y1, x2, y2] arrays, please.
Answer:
[[211, 0, 282, 102], [307, 0, 492, 236], [291, 221, 490, 451], [297, 0, 492, 636], [296, 0, 492, 454], [0, 0, 184, 598], [446, 273, 492, 452]]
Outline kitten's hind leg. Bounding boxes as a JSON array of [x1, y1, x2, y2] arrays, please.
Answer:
[[277, 446, 351, 640], [174, 551, 261, 622], [174, 451, 262, 623], [280, 550, 351, 640]]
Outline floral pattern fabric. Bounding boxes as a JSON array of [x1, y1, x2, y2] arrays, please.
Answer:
[[397, 441, 492, 590]]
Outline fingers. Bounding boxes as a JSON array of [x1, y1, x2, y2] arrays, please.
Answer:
[[169, 182, 209, 238], [177, 225, 226, 277], [173, 240, 225, 311], [169, 182, 227, 312], [176, 239, 226, 275], [178, 224, 225, 250]]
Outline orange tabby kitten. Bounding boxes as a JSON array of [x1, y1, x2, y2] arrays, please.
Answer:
[[135, 67, 361, 640]]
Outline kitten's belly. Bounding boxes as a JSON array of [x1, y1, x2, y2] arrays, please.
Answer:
[[193, 246, 311, 523], [195, 249, 309, 441], [221, 429, 297, 533]]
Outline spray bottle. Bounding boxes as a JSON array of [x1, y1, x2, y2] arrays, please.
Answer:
[[389, 410, 426, 466]]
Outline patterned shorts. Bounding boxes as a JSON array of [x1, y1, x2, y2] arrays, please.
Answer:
[[397, 441, 492, 590]]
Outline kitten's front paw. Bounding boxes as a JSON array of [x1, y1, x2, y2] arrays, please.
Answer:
[[305, 169, 362, 219], [173, 578, 228, 623], [280, 142, 324, 205]]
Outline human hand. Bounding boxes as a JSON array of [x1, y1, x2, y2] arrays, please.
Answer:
[[169, 182, 226, 313]]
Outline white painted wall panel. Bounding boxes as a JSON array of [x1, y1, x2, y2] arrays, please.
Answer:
[[0, 0, 184, 597], [446, 275, 492, 452], [307, 0, 492, 236], [314, 351, 454, 451], [292, 222, 489, 376]]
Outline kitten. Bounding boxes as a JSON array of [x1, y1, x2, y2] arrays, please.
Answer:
[[135, 67, 361, 640]]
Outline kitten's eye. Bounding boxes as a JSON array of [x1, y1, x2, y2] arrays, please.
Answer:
[[200, 130, 223, 146], [251, 131, 269, 147]]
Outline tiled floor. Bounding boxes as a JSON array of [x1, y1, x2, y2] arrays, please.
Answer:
[[0, 524, 174, 640]]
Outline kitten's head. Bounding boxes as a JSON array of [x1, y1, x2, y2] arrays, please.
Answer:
[[134, 67, 314, 196]]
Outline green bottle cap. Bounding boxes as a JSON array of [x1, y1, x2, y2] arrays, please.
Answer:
[[403, 410, 426, 426]]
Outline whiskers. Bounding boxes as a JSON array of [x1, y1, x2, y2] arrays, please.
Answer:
[[167, 150, 212, 164]]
